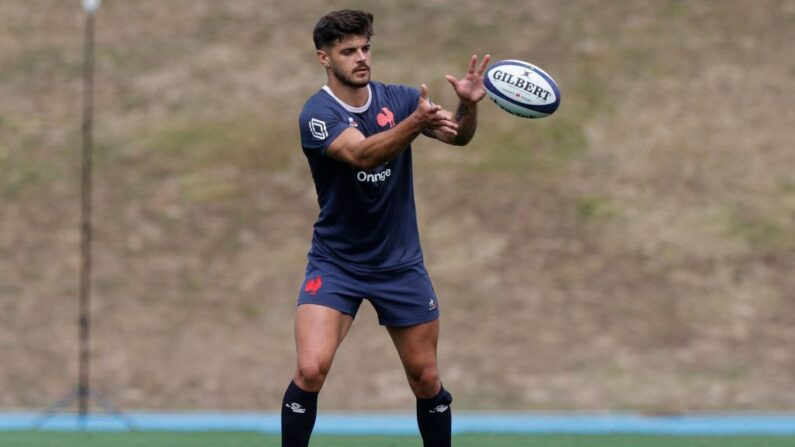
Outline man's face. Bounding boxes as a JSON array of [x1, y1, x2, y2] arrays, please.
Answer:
[[319, 34, 371, 88]]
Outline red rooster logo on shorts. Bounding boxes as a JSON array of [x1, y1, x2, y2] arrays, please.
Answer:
[[304, 275, 323, 296], [376, 107, 395, 128]]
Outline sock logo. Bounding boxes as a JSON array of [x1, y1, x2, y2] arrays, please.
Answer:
[[429, 404, 449, 414], [286, 402, 307, 414]]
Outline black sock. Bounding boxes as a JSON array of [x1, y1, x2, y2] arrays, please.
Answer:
[[416, 386, 453, 447], [281, 381, 319, 447]]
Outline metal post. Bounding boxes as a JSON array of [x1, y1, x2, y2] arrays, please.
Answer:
[[78, 0, 98, 426], [34, 1, 132, 430]]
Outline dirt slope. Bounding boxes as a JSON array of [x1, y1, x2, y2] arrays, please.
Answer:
[[0, 0, 793, 411]]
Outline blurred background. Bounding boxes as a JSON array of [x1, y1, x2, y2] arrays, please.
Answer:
[[0, 0, 793, 415]]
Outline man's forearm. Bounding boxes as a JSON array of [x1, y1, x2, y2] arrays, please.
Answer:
[[350, 116, 423, 170], [452, 101, 477, 146]]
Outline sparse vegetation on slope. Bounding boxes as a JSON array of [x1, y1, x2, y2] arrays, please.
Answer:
[[0, 0, 793, 411]]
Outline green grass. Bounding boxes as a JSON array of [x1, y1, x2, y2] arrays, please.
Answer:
[[473, 117, 588, 173], [144, 114, 295, 173], [726, 206, 792, 250], [2, 432, 795, 447], [576, 194, 618, 223]]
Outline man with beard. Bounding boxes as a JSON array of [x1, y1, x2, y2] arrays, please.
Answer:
[[283, 9, 490, 447]]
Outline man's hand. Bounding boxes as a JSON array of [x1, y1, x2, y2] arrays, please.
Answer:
[[445, 54, 491, 105], [412, 84, 459, 137]]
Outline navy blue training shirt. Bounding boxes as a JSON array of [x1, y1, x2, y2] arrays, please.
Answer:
[[299, 81, 423, 273]]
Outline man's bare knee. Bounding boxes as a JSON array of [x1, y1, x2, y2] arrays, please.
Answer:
[[295, 360, 330, 391], [407, 365, 441, 398]]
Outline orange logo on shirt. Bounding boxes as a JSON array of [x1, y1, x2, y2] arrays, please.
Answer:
[[376, 107, 395, 128]]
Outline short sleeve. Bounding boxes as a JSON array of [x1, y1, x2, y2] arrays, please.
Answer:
[[299, 100, 349, 156]]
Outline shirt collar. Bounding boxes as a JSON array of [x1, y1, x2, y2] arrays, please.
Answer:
[[322, 84, 372, 113]]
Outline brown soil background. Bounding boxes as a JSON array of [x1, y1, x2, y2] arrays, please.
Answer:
[[1, 0, 793, 412]]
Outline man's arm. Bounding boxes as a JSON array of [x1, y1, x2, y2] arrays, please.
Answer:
[[327, 84, 458, 170], [423, 54, 491, 147], [423, 101, 478, 146]]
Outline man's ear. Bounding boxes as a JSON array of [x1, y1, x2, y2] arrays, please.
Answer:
[[316, 49, 330, 68]]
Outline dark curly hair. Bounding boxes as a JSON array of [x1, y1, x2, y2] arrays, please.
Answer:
[[313, 9, 374, 49]]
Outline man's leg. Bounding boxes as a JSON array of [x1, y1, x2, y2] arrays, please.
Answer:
[[282, 304, 353, 447], [388, 320, 452, 447]]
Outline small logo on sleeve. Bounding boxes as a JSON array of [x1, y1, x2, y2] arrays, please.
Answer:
[[304, 275, 323, 296], [309, 118, 328, 140], [348, 117, 358, 128], [428, 299, 437, 311]]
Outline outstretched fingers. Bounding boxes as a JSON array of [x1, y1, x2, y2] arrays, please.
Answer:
[[477, 54, 491, 76], [430, 113, 458, 136], [416, 83, 454, 134], [424, 107, 458, 136], [434, 121, 459, 136], [420, 83, 442, 112], [467, 54, 478, 74]]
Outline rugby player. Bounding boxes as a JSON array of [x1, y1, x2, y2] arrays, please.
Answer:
[[282, 9, 490, 447]]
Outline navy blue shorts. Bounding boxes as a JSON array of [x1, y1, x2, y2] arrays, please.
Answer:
[[297, 257, 440, 327]]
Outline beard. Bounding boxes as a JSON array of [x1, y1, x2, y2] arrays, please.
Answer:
[[331, 64, 370, 88]]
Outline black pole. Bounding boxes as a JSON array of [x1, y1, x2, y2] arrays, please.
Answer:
[[78, 7, 96, 424], [33, 2, 132, 430]]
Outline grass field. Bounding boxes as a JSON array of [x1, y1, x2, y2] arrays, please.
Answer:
[[2, 432, 795, 447]]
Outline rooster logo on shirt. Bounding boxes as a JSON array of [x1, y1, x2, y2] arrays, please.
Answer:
[[376, 107, 395, 128]]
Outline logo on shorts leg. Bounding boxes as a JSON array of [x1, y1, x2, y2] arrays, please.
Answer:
[[304, 275, 323, 296], [428, 298, 437, 311]]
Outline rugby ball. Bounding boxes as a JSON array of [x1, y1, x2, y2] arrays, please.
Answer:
[[484, 59, 560, 119]]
